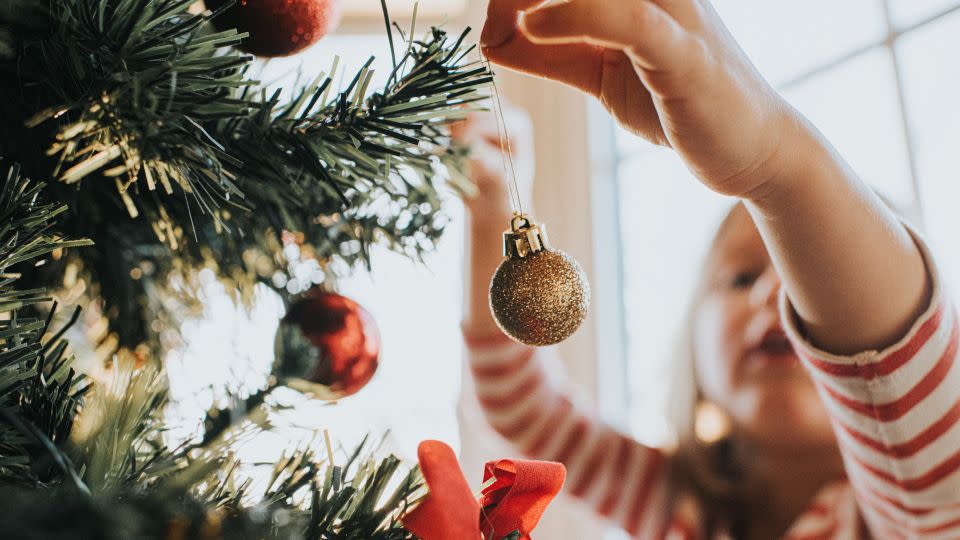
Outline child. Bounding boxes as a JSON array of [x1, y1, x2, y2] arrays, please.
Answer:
[[460, 0, 960, 538]]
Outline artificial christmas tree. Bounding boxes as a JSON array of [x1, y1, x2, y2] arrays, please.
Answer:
[[0, 0, 536, 537]]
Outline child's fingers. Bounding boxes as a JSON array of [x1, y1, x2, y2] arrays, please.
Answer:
[[451, 113, 499, 147], [646, 0, 700, 26], [449, 117, 470, 140], [520, 0, 691, 71], [481, 0, 604, 95], [481, 0, 547, 49], [482, 36, 605, 97], [470, 113, 503, 146]]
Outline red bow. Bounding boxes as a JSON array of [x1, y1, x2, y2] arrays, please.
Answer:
[[402, 441, 565, 540]]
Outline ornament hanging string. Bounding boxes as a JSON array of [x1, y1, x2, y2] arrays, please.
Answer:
[[482, 54, 591, 348], [481, 56, 525, 218]]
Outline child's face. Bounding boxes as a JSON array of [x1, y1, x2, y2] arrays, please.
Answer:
[[693, 205, 836, 448]]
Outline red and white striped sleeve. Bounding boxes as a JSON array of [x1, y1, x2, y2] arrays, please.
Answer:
[[463, 329, 672, 537], [781, 229, 960, 539]]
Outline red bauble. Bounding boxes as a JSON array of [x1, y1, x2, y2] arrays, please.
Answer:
[[284, 290, 380, 399], [206, 0, 342, 57]]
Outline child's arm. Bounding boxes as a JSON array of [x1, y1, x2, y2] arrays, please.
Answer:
[[464, 334, 670, 536], [780, 238, 960, 538], [458, 115, 672, 537], [482, 0, 927, 354], [482, 0, 960, 534]]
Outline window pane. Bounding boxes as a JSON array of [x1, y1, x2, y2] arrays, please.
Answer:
[[890, 0, 960, 28], [616, 0, 887, 156], [615, 126, 646, 162], [616, 147, 730, 445], [712, 0, 885, 85], [782, 48, 914, 206], [899, 10, 960, 285]]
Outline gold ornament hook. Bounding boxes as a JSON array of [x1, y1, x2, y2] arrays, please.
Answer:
[[503, 214, 550, 258], [510, 213, 532, 232]]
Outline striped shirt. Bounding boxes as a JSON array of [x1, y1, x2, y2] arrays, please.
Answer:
[[465, 237, 960, 538]]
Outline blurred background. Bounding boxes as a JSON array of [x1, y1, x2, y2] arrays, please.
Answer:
[[165, 1, 960, 537]]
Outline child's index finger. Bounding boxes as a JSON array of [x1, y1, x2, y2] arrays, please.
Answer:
[[482, 0, 548, 49], [481, 0, 610, 98], [521, 0, 689, 72], [482, 36, 605, 98]]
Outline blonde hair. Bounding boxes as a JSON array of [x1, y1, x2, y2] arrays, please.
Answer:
[[664, 202, 750, 531]]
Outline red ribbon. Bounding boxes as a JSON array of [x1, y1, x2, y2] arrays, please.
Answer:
[[402, 440, 565, 540]]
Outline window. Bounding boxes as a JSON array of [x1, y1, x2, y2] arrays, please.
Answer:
[[596, 1, 960, 447]]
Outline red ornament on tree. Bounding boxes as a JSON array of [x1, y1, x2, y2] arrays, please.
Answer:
[[206, 0, 342, 57], [282, 290, 380, 399]]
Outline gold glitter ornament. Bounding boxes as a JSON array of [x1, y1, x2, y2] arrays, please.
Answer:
[[489, 215, 590, 346]]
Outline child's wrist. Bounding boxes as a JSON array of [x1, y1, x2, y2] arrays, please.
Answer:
[[741, 115, 845, 209], [741, 111, 830, 205]]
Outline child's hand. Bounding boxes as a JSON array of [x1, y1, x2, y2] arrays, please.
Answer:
[[481, 0, 799, 198], [452, 107, 534, 218]]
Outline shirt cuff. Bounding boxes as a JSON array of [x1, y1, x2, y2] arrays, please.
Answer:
[[779, 223, 950, 371]]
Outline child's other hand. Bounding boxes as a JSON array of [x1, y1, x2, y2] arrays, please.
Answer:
[[481, 0, 801, 198], [452, 106, 534, 217]]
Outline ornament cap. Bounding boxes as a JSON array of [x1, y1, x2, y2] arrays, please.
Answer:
[[503, 214, 550, 258]]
